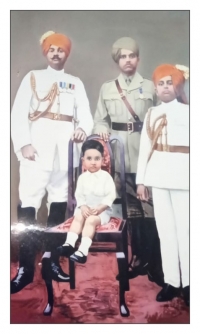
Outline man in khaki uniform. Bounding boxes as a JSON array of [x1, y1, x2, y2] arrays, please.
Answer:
[[93, 37, 163, 285]]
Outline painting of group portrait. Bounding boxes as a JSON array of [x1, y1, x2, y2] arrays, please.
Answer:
[[10, 10, 189, 324]]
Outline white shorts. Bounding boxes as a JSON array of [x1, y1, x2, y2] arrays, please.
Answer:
[[74, 207, 111, 225]]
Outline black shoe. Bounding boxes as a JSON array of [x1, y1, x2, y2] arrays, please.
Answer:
[[47, 202, 67, 227], [183, 286, 190, 307], [42, 258, 70, 282], [57, 244, 75, 257], [70, 251, 87, 264], [156, 284, 180, 302], [51, 260, 70, 282], [11, 267, 34, 294]]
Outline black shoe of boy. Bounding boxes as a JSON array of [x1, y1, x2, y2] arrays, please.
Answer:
[[70, 251, 87, 264], [57, 244, 75, 257]]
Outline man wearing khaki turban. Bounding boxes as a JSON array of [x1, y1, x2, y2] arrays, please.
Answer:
[[93, 37, 164, 285], [11, 31, 93, 294]]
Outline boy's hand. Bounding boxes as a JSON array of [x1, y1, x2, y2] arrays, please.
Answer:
[[80, 205, 92, 219], [90, 208, 100, 215], [136, 184, 149, 201], [91, 204, 108, 216]]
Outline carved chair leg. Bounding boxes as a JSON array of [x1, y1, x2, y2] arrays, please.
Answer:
[[116, 230, 130, 317], [42, 257, 54, 316], [116, 254, 130, 317], [69, 259, 75, 289], [43, 280, 54, 316]]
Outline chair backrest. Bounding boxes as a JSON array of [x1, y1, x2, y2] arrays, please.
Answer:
[[67, 134, 127, 219]]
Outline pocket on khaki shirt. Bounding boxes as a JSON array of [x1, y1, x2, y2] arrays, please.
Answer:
[[104, 97, 124, 117], [133, 91, 154, 118]]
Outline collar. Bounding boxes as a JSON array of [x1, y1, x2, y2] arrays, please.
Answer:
[[123, 74, 134, 83], [86, 169, 102, 177], [160, 99, 179, 110], [118, 72, 143, 90], [47, 66, 65, 75]]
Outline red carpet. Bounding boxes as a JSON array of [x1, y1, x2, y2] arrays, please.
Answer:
[[11, 252, 189, 324]]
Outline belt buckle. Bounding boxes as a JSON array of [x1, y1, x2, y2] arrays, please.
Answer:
[[53, 113, 60, 120], [127, 122, 134, 134]]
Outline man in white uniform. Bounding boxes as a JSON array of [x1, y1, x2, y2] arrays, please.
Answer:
[[11, 31, 93, 293], [136, 64, 189, 306]]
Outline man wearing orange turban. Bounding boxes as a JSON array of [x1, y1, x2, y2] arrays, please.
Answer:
[[136, 63, 189, 306], [11, 31, 93, 298], [41, 31, 72, 57], [152, 64, 188, 104]]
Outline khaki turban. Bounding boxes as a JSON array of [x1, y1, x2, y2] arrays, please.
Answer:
[[112, 37, 139, 63]]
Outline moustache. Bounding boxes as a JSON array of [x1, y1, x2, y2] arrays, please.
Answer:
[[51, 56, 61, 60]]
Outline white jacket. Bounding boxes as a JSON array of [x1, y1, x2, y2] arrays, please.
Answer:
[[11, 66, 94, 171], [136, 99, 189, 190]]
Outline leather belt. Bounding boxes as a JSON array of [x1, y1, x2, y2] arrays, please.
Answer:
[[155, 143, 189, 153], [112, 121, 143, 133], [29, 111, 73, 122]]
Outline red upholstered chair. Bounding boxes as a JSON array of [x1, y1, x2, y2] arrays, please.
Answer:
[[43, 135, 130, 317]]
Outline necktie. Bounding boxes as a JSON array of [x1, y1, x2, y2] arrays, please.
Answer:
[[126, 78, 131, 86]]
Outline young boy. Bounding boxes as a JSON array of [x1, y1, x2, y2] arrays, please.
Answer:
[[136, 64, 189, 306], [57, 139, 116, 263]]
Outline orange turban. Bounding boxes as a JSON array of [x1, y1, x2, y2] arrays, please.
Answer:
[[40, 31, 71, 57], [152, 64, 189, 104]]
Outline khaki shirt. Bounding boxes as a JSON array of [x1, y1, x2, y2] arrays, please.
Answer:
[[93, 72, 157, 173]]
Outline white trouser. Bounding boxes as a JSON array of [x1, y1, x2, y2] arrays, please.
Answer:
[[19, 152, 68, 209], [152, 187, 189, 288]]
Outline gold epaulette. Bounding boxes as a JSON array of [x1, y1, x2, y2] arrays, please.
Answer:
[[29, 72, 60, 121]]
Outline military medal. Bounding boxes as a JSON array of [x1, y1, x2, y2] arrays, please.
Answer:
[[139, 87, 144, 99], [59, 81, 66, 93], [59, 82, 75, 93], [66, 83, 75, 90]]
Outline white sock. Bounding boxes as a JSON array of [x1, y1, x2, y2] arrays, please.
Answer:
[[63, 231, 78, 247], [77, 236, 92, 256], [42, 252, 51, 259]]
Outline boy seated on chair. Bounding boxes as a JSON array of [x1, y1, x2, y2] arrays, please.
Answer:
[[57, 139, 116, 263]]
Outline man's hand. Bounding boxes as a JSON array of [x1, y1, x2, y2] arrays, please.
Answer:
[[71, 128, 86, 143], [136, 184, 149, 201], [97, 132, 110, 142], [80, 205, 92, 219], [21, 144, 37, 161]]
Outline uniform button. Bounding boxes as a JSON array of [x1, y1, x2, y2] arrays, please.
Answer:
[[127, 91, 131, 94]]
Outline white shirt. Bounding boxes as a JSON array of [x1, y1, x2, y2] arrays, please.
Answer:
[[75, 169, 116, 208], [136, 99, 189, 190], [11, 66, 94, 170]]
